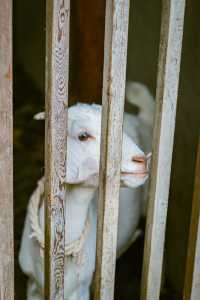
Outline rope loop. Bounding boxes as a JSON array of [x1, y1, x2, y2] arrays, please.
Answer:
[[28, 177, 90, 264]]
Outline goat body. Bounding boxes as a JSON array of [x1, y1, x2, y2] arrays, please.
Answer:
[[19, 82, 154, 300]]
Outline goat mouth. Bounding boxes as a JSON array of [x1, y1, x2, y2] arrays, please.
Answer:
[[121, 171, 149, 179]]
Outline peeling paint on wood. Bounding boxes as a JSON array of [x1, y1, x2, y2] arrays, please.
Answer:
[[94, 1, 130, 299], [45, 0, 70, 299], [0, 1, 14, 299], [140, 1, 186, 300], [183, 139, 200, 300]]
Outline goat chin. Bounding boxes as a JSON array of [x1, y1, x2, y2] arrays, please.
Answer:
[[19, 81, 154, 300], [65, 171, 149, 189]]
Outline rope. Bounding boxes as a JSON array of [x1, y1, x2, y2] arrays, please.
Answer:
[[28, 177, 90, 264]]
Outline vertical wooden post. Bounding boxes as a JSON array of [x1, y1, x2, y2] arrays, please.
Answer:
[[94, 1, 130, 299], [0, 1, 14, 299], [45, 0, 70, 299], [140, 1, 185, 300], [183, 139, 200, 300]]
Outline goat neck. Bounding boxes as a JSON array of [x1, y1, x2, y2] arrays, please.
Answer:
[[64, 185, 96, 244]]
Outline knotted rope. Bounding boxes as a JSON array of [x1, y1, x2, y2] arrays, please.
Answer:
[[28, 177, 90, 264]]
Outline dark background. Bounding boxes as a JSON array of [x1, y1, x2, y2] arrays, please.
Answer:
[[13, 0, 200, 299]]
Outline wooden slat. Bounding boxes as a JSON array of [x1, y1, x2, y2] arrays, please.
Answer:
[[140, 1, 185, 300], [0, 1, 14, 299], [45, 0, 70, 299], [183, 139, 200, 300], [94, 1, 130, 299]]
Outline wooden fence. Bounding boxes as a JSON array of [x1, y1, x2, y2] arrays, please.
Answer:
[[44, 0, 70, 298], [1, 0, 200, 299], [0, 0, 14, 299]]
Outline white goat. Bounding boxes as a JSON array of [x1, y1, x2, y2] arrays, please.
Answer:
[[19, 82, 154, 300]]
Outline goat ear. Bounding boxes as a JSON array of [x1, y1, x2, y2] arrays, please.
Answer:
[[34, 112, 45, 120]]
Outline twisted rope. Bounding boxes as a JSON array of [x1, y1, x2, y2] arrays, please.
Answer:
[[28, 177, 90, 263]]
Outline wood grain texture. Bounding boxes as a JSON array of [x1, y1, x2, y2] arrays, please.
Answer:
[[94, 1, 130, 299], [140, 1, 185, 300], [183, 139, 200, 300], [0, 1, 14, 299], [45, 0, 70, 299]]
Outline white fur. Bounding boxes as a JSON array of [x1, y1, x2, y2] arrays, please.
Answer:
[[19, 81, 154, 300]]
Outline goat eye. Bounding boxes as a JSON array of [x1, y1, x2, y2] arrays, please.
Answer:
[[78, 132, 91, 141]]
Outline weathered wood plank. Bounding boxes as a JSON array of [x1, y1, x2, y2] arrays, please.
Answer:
[[140, 1, 185, 300], [45, 0, 70, 299], [94, 1, 130, 299], [183, 139, 200, 300], [0, 1, 14, 299]]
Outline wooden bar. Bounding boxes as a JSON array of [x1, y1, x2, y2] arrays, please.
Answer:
[[183, 139, 200, 300], [0, 1, 14, 299], [140, 1, 185, 300], [45, 0, 70, 299], [94, 1, 130, 299]]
